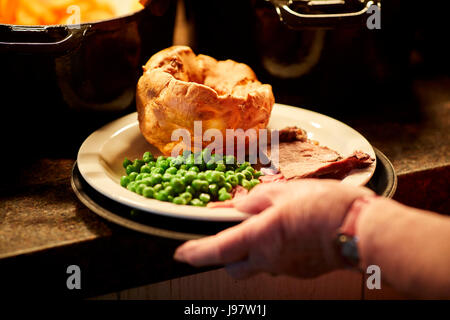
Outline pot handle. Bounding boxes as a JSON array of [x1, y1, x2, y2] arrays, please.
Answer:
[[270, 0, 381, 29], [0, 25, 89, 55]]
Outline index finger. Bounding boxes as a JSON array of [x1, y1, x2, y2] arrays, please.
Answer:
[[174, 218, 253, 267], [173, 209, 278, 267]]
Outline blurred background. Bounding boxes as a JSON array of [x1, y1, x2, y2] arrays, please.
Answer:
[[1, 0, 448, 161]]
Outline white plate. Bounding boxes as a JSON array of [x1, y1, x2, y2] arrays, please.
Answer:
[[77, 103, 376, 221]]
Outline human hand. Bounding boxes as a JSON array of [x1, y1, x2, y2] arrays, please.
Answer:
[[174, 179, 374, 279]]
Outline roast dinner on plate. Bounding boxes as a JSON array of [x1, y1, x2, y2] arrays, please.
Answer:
[[118, 45, 375, 207]]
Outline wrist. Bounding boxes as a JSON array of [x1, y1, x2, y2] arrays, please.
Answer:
[[334, 195, 379, 270]]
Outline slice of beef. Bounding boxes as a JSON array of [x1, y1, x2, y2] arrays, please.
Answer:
[[278, 126, 308, 143], [269, 140, 374, 180]]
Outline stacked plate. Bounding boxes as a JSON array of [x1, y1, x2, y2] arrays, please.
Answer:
[[72, 104, 397, 240]]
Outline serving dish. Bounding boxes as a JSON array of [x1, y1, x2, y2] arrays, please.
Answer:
[[72, 147, 394, 239], [0, 0, 177, 168], [77, 103, 376, 221]]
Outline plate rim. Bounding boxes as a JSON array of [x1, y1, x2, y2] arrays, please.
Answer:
[[77, 103, 376, 221]]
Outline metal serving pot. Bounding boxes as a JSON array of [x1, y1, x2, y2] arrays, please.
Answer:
[[185, 0, 417, 116], [0, 1, 176, 159]]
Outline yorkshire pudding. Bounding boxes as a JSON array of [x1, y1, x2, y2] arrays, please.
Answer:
[[136, 46, 275, 155]]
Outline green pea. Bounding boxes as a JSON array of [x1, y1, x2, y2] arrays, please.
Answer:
[[147, 161, 156, 168], [225, 155, 236, 165], [193, 150, 202, 160], [140, 178, 152, 186], [162, 181, 170, 189], [205, 170, 214, 183], [184, 171, 197, 184], [157, 159, 170, 171], [199, 193, 211, 204], [226, 175, 238, 187], [173, 197, 187, 205], [156, 156, 165, 162], [143, 187, 154, 198], [246, 166, 255, 174], [185, 185, 195, 196], [141, 173, 151, 180], [179, 164, 188, 170], [192, 179, 204, 192], [196, 158, 206, 171], [136, 183, 146, 195], [190, 199, 205, 207], [126, 164, 137, 175], [219, 192, 232, 201], [127, 181, 137, 192], [123, 157, 132, 169], [169, 158, 181, 169], [135, 173, 145, 181], [177, 169, 187, 176], [208, 183, 219, 197], [153, 184, 163, 192], [218, 187, 227, 194], [201, 148, 212, 162], [215, 163, 226, 172], [223, 182, 232, 192], [206, 160, 217, 170], [164, 186, 175, 196], [210, 153, 220, 163], [236, 162, 250, 172], [189, 166, 200, 173], [128, 172, 138, 181], [150, 173, 162, 185], [197, 172, 207, 180], [250, 179, 260, 188], [208, 171, 221, 184], [151, 166, 165, 175], [120, 176, 130, 187], [155, 190, 169, 201], [133, 159, 146, 170], [182, 150, 191, 158], [162, 173, 173, 182], [193, 179, 208, 192], [253, 171, 262, 179], [217, 174, 226, 187], [143, 151, 154, 163], [242, 170, 253, 181], [167, 156, 175, 163], [236, 172, 245, 184], [185, 156, 196, 169], [170, 177, 186, 193], [225, 170, 235, 177], [242, 179, 252, 190], [166, 166, 178, 175], [180, 192, 192, 203], [168, 195, 174, 202]]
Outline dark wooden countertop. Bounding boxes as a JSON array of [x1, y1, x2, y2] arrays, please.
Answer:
[[0, 77, 448, 298]]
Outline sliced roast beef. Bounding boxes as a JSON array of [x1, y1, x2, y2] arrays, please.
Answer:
[[268, 139, 374, 180]]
